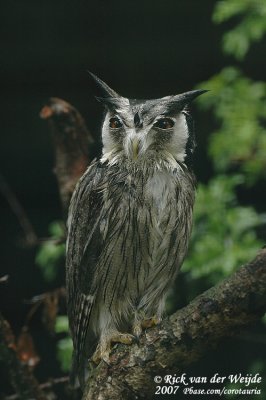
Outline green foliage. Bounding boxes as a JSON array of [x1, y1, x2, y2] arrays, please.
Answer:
[[183, 176, 263, 285], [35, 221, 65, 282], [197, 67, 266, 182], [55, 315, 69, 333], [213, 0, 266, 60], [57, 337, 73, 372], [36, 232, 72, 373], [184, 0, 266, 286], [55, 316, 73, 372]]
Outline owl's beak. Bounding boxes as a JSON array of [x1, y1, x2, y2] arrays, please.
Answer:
[[132, 139, 140, 160]]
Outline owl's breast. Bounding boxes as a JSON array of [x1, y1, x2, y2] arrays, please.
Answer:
[[143, 171, 179, 259], [145, 171, 177, 215], [96, 165, 194, 311]]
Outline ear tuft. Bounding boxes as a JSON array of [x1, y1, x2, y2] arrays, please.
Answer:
[[174, 89, 208, 107], [87, 71, 121, 99], [95, 96, 125, 111], [161, 89, 208, 113]]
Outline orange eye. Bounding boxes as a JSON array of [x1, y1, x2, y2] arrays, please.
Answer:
[[154, 118, 174, 129], [109, 117, 122, 129]]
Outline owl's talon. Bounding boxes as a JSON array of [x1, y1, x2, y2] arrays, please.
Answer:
[[91, 345, 103, 365], [92, 344, 112, 365], [133, 321, 142, 338], [133, 315, 161, 338], [91, 332, 134, 365], [141, 316, 161, 329], [110, 332, 135, 345]]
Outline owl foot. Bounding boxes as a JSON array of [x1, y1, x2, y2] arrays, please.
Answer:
[[133, 315, 161, 337], [92, 332, 135, 365], [142, 316, 161, 329]]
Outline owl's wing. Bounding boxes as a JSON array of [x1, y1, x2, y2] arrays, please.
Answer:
[[66, 160, 106, 382]]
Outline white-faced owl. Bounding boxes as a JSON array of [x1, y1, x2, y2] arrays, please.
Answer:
[[66, 73, 206, 386]]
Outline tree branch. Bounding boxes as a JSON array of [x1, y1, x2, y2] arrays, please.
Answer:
[[0, 173, 38, 246], [82, 248, 266, 400], [40, 97, 94, 217], [0, 313, 48, 400]]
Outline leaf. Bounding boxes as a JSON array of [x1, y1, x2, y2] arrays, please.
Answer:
[[48, 221, 65, 238], [197, 67, 266, 181], [213, 0, 266, 59], [56, 337, 73, 372], [183, 176, 263, 285], [55, 316, 69, 334], [35, 220, 66, 282]]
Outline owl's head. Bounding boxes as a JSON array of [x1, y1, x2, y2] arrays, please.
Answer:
[[90, 72, 207, 167]]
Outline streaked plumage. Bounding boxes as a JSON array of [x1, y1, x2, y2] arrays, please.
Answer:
[[66, 73, 206, 386]]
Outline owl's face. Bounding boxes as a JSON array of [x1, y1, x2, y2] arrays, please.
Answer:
[[90, 73, 206, 167]]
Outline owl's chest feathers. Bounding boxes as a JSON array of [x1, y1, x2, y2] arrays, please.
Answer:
[[105, 168, 178, 226], [94, 163, 195, 324], [145, 171, 177, 216], [102, 163, 194, 256]]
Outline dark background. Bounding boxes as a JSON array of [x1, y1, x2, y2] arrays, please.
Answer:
[[0, 0, 265, 397]]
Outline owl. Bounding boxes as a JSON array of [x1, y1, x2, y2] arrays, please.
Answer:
[[66, 73, 206, 386]]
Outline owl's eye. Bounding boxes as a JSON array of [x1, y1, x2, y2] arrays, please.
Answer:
[[154, 118, 174, 130], [109, 117, 123, 129]]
